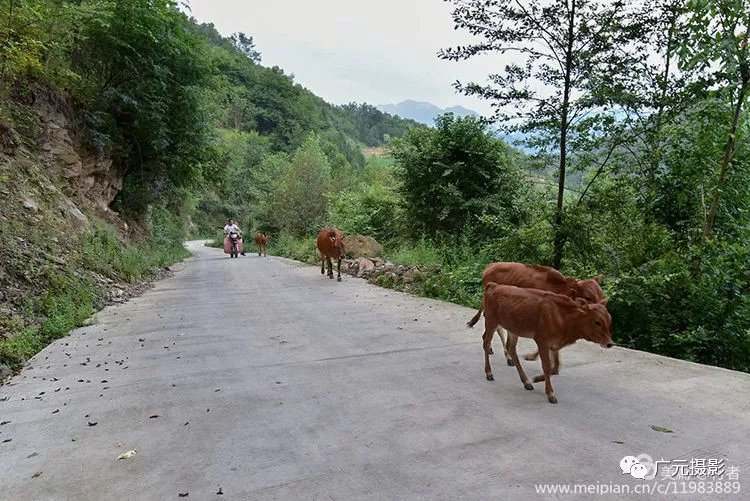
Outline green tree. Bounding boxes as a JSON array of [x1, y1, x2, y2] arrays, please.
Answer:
[[440, 0, 633, 268], [230, 32, 261, 63], [71, 0, 214, 215], [678, 0, 749, 240], [270, 133, 332, 235], [389, 114, 520, 237], [327, 183, 405, 243]]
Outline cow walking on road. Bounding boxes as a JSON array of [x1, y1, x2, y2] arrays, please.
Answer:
[[255, 233, 268, 257], [316, 227, 345, 282], [467, 262, 605, 371], [479, 283, 613, 404]]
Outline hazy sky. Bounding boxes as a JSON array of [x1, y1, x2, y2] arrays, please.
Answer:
[[185, 0, 497, 115]]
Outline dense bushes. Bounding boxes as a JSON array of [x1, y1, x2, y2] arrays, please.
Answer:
[[327, 183, 405, 244]]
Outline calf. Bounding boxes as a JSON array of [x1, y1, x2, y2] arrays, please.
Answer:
[[316, 227, 345, 281], [479, 282, 612, 403], [255, 233, 268, 256], [467, 262, 604, 369]]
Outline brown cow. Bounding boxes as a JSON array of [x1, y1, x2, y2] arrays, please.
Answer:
[[316, 227, 345, 281], [467, 262, 605, 369], [479, 282, 612, 403], [255, 233, 268, 256]]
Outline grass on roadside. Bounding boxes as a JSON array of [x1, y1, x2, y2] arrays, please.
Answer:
[[0, 209, 190, 371]]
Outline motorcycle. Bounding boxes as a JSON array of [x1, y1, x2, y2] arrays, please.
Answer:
[[224, 232, 243, 258]]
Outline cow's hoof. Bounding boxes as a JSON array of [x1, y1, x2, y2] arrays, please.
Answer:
[[328, 275, 334, 280], [337, 277, 342, 282], [488, 348, 494, 355], [506, 358, 515, 366], [524, 382, 534, 391], [486, 374, 494, 381], [548, 395, 558, 404]]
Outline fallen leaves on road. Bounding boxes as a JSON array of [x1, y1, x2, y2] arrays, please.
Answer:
[[27, 452, 39, 458], [650, 425, 673, 433], [178, 493, 189, 498], [612, 440, 624, 444], [117, 448, 137, 460], [149, 415, 159, 419], [88, 421, 98, 426], [31, 471, 42, 478]]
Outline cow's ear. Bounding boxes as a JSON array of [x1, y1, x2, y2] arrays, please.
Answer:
[[570, 287, 578, 298], [594, 274, 603, 283], [599, 298, 608, 306], [574, 297, 587, 308]]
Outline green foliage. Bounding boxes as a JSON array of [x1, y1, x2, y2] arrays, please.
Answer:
[[82, 208, 189, 280], [389, 114, 522, 237], [269, 133, 332, 236], [269, 233, 319, 263], [607, 242, 750, 372], [0, 328, 43, 369], [327, 183, 405, 244], [385, 237, 444, 266], [72, 1, 214, 216], [337, 103, 423, 146], [41, 270, 99, 338]]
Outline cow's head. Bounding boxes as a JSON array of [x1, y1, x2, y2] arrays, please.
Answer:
[[572, 274, 605, 303], [329, 230, 345, 258], [578, 299, 613, 348]]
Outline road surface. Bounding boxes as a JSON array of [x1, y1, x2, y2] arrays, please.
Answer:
[[1, 241, 749, 500]]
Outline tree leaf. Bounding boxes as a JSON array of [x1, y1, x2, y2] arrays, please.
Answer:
[[650, 425, 674, 433]]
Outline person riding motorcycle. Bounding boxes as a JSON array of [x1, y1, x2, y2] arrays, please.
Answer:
[[223, 219, 245, 256]]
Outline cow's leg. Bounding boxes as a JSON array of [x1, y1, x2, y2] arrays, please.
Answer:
[[495, 327, 514, 366], [482, 329, 494, 381], [537, 342, 557, 404], [336, 257, 342, 281], [531, 348, 560, 377], [321, 259, 326, 275], [327, 257, 334, 278], [551, 349, 560, 375], [507, 333, 533, 390]]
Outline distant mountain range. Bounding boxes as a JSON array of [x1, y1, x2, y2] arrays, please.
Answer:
[[377, 100, 479, 126]]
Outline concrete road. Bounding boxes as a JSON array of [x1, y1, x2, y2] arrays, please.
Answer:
[[1, 242, 749, 500]]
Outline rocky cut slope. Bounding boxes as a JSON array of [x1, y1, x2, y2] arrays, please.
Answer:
[[0, 85, 169, 376]]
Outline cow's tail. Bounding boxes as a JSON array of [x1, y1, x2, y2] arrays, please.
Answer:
[[467, 282, 499, 328], [466, 307, 482, 328]]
